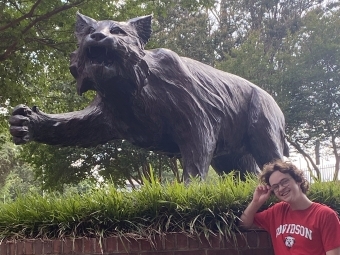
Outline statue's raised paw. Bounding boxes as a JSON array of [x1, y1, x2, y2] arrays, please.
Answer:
[[9, 105, 33, 144]]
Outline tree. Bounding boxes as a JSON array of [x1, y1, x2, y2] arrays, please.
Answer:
[[152, 2, 216, 65], [0, 161, 41, 203], [0, 134, 18, 187], [21, 140, 177, 191], [0, 130, 42, 201], [282, 9, 340, 180], [216, 0, 340, 180], [0, 0, 104, 192], [1, 0, 214, 190], [0, 0, 86, 106]]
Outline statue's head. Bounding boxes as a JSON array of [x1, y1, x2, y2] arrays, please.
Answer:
[[69, 13, 152, 95]]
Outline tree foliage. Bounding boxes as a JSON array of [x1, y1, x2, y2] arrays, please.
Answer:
[[218, 1, 340, 179], [1, 0, 215, 190], [0, 134, 17, 187], [0, 0, 87, 107], [152, 3, 216, 65], [283, 10, 340, 179]]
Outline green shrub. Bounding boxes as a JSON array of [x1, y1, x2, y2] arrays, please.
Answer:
[[0, 173, 339, 241]]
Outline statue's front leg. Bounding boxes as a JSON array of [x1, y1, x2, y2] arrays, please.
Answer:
[[9, 99, 116, 147], [177, 119, 220, 183]]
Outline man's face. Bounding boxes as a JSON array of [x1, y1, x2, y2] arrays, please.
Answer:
[[269, 171, 302, 203]]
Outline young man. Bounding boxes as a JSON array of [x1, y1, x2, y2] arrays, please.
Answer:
[[240, 159, 340, 255]]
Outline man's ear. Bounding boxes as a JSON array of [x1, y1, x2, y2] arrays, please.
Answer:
[[127, 15, 152, 48], [75, 12, 97, 43]]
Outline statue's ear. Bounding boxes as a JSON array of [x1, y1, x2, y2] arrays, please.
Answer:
[[128, 15, 152, 47], [75, 12, 97, 42]]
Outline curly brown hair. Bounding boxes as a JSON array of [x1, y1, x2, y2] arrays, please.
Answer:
[[259, 159, 309, 194]]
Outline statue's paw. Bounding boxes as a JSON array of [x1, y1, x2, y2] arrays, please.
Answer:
[[9, 105, 33, 144]]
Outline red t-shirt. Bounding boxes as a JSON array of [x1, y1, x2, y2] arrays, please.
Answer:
[[254, 202, 340, 255]]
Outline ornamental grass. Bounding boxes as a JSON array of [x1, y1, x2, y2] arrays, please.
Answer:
[[0, 172, 339, 242]]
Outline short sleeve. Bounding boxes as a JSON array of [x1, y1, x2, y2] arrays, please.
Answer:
[[320, 207, 340, 252], [254, 206, 275, 231]]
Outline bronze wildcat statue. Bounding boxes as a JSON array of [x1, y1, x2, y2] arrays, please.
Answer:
[[9, 13, 289, 182]]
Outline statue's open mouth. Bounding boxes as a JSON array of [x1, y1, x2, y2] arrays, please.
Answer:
[[87, 46, 115, 66]]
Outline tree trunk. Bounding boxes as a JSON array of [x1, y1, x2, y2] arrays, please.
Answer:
[[286, 137, 321, 180]]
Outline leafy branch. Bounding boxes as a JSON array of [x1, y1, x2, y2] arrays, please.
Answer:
[[0, 0, 85, 61]]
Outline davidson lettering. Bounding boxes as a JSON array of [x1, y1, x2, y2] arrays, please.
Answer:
[[276, 224, 312, 240]]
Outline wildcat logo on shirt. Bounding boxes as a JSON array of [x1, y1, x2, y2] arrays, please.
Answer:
[[285, 236, 295, 248], [276, 224, 313, 240]]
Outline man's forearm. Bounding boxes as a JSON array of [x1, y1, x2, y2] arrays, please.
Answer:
[[240, 201, 263, 228]]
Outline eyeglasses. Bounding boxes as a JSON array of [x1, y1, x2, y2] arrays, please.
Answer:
[[270, 178, 290, 192]]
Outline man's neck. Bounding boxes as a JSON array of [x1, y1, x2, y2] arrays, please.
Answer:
[[289, 194, 312, 211]]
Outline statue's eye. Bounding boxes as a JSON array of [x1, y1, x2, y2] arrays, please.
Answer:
[[110, 27, 126, 35], [88, 27, 95, 34]]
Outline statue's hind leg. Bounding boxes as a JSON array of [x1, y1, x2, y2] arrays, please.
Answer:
[[211, 153, 259, 179], [247, 90, 288, 169], [247, 107, 286, 169], [247, 133, 285, 170]]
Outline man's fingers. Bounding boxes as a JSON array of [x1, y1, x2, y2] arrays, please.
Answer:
[[257, 185, 269, 191], [256, 185, 271, 194]]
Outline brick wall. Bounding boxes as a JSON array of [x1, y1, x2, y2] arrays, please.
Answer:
[[0, 231, 273, 255]]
